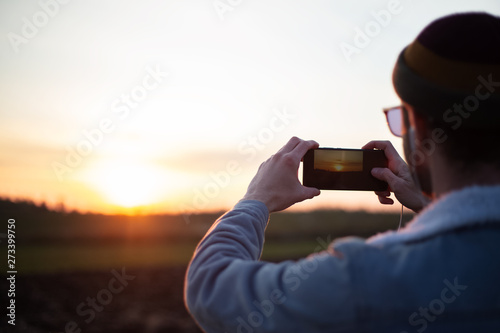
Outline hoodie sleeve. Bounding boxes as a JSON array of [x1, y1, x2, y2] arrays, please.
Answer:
[[184, 200, 356, 333]]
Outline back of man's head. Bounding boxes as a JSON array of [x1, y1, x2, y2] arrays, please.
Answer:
[[392, 12, 500, 171]]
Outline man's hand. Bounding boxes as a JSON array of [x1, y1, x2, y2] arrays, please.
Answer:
[[362, 140, 430, 213], [242, 137, 321, 213]]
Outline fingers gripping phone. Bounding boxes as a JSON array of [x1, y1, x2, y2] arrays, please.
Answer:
[[302, 148, 388, 191]]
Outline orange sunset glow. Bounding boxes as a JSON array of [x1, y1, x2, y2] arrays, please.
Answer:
[[2, 1, 499, 215], [314, 150, 363, 173]]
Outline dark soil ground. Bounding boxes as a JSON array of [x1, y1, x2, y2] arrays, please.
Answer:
[[0, 266, 203, 333]]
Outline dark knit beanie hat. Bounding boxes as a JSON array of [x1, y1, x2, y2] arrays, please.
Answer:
[[392, 12, 500, 128]]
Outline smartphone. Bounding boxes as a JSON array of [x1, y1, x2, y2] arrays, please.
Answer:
[[302, 148, 388, 191]]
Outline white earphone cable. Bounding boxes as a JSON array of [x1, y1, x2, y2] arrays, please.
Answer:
[[398, 203, 403, 231]]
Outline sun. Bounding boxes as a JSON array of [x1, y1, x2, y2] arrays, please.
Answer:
[[83, 161, 167, 209], [333, 164, 344, 171]]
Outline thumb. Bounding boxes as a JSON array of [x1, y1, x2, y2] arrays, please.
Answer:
[[301, 186, 321, 200]]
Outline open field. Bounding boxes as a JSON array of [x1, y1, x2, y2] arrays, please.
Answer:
[[0, 199, 414, 332], [0, 266, 203, 333], [14, 240, 331, 274]]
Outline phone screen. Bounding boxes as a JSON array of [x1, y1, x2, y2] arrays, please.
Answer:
[[302, 148, 388, 191]]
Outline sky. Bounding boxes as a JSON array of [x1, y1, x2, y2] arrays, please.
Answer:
[[1, 0, 499, 214]]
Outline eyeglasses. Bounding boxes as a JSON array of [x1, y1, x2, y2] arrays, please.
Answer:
[[383, 106, 403, 137]]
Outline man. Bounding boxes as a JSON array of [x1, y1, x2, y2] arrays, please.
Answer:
[[185, 12, 500, 332]]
